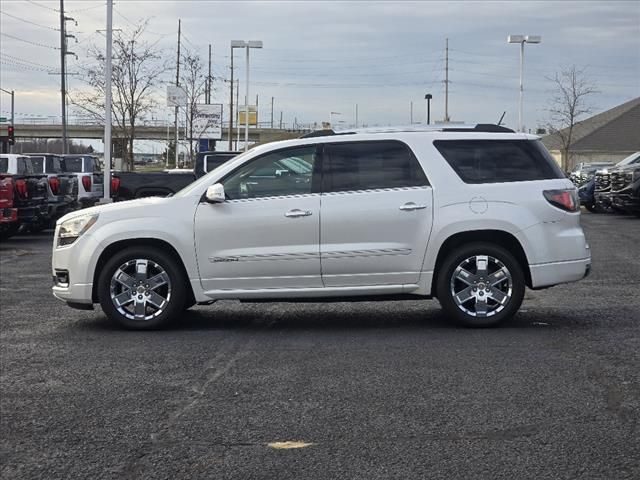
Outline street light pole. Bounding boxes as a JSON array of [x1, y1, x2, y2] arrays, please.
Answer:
[[508, 35, 541, 132], [425, 93, 432, 125], [231, 40, 262, 152], [101, 0, 113, 203], [0, 88, 14, 152]]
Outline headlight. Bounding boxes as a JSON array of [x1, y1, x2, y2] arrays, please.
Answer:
[[57, 213, 99, 247]]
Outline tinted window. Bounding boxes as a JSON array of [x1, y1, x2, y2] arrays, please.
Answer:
[[434, 139, 564, 184], [205, 154, 236, 172], [0, 158, 7, 173], [64, 157, 83, 172], [17, 158, 34, 175], [48, 157, 63, 173], [30, 156, 45, 173], [92, 158, 101, 172], [223, 146, 316, 200], [324, 141, 428, 193]]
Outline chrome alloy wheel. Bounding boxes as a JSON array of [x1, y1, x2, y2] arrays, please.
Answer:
[[450, 255, 513, 318], [109, 259, 172, 321]]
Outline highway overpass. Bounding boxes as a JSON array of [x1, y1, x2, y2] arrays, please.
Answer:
[[13, 122, 310, 144]]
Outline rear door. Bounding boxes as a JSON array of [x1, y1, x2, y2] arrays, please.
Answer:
[[90, 157, 104, 195], [320, 140, 433, 287]]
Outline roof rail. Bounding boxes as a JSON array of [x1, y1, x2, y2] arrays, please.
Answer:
[[443, 124, 515, 133], [299, 123, 515, 138]]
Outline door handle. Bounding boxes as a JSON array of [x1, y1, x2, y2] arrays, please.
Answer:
[[399, 202, 427, 211], [285, 209, 313, 218]]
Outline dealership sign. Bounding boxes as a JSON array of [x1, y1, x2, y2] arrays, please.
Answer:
[[193, 104, 223, 140]]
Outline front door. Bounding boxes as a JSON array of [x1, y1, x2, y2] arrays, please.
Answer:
[[320, 140, 434, 287], [194, 145, 322, 292]]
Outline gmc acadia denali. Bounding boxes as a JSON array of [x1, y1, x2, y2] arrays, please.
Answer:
[[51, 124, 591, 329]]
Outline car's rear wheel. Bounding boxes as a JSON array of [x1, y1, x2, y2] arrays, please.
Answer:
[[436, 243, 525, 327], [97, 247, 186, 329]]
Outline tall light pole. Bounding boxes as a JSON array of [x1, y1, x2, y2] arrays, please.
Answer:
[[231, 40, 262, 152], [425, 94, 432, 125], [101, 0, 113, 203], [508, 34, 541, 132]]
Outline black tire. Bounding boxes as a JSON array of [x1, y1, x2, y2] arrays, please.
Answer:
[[97, 246, 187, 330], [436, 242, 525, 327]]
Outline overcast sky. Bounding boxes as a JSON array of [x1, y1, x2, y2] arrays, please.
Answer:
[[1, 0, 639, 147]]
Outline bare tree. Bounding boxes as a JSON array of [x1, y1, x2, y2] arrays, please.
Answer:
[[180, 50, 208, 165], [71, 21, 169, 171], [546, 65, 598, 171]]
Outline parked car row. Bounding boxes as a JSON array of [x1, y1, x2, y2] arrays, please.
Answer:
[[0, 153, 113, 240], [570, 152, 640, 216]]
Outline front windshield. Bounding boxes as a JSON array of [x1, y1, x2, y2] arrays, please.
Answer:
[[616, 152, 640, 166], [173, 148, 260, 198]]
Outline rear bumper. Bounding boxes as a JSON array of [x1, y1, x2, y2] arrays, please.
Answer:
[[0, 208, 18, 223], [17, 204, 48, 222], [530, 256, 591, 289]]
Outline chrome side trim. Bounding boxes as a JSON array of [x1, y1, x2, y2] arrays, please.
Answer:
[[208, 248, 412, 263]]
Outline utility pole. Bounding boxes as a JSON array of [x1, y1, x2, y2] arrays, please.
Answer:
[[59, 0, 76, 154], [279, 111, 283, 129], [410, 101, 413, 124], [444, 37, 450, 122], [174, 19, 181, 168], [228, 50, 234, 150], [255, 94, 259, 128], [270, 96, 274, 128], [235, 82, 240, 150], [355, 104, 358, 128], [207, 44, 212, 104]]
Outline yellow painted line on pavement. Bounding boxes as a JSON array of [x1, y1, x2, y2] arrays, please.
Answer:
[[267, 441, 315, 449]]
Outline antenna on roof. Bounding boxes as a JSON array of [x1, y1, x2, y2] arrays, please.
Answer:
[[497, 111, 506, 126]]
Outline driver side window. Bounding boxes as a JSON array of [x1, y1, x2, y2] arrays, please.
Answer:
[[223, 146, 316, 200]]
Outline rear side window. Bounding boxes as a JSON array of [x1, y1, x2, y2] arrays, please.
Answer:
[[324, 140, 428, 193], [48, 157, 63, 173], [434, 139, 564, 184], [63, 157, 83, 172], [0, 158, 7, 173], [17, 158, 34, 175], [30, 156, 45, 173]]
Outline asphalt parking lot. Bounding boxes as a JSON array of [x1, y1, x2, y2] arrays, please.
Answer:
[[1, 213, 639, 480]]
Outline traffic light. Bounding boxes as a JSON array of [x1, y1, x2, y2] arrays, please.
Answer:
[[7, 125, 14, 145]]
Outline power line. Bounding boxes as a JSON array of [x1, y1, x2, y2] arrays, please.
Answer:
[[66, 2, 105, 13], [0, 53, 58, 71], [0, 32, 60, 50], [25, 0, 58, 12], [0, 11, 59, 31]]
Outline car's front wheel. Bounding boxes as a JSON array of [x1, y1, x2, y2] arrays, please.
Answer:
[[436, 243, 525, 327], [97, 247, 187, 329]]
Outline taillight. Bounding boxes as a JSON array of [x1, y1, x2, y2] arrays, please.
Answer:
[[111, 176, 120, 195], [0, 177, 14, 202], [15, 179, 28, 198], [543, 189, 580, 212], [82, 175, 92, 191], [49, 177, 61, 195]]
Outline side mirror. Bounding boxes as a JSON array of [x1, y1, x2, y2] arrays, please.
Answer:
[[205, 183, 225, 203]]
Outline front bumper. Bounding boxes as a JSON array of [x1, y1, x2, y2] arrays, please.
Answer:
[[595, 192, 612, 208], [51, 232, 102, 305], [611, 193, 640, 212]]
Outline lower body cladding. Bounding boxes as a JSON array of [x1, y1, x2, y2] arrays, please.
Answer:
[[17, 204, 48, 224]]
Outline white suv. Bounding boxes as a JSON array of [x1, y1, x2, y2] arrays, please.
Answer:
[[51, 124, 591, 329]]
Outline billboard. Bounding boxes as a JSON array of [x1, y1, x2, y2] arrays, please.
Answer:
[[238, 106, 257, 126], [193, 103, 223, 140], [166, 86, 186, 107]]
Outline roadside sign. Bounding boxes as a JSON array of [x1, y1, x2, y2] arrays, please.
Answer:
[[166, 85, 186, 107], [238, 106, 257, 126], [193, 104, 223, 140], [0, 117, 7, 122]]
